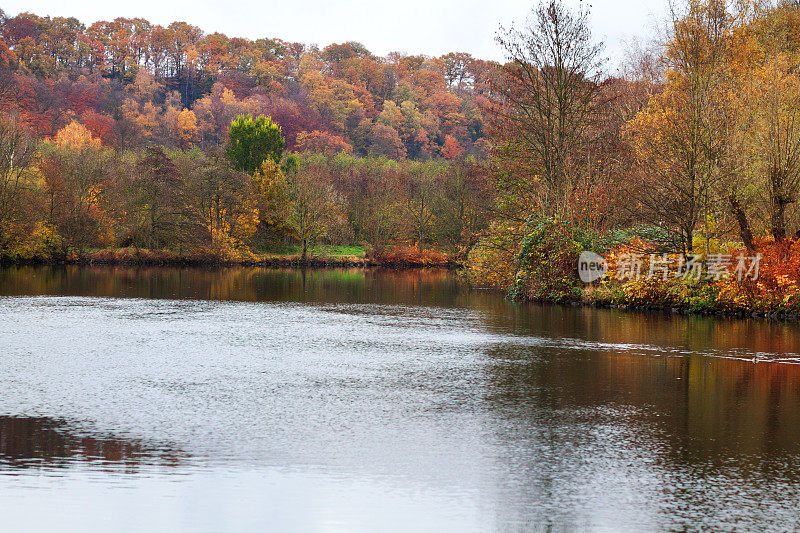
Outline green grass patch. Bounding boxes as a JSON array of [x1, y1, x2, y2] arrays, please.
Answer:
[[262, 244, 365, 257]]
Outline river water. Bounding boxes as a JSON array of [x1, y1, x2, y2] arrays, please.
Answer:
[[1, 266, 799, 531]]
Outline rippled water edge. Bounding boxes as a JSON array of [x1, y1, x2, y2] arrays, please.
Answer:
[[1, 267, 800, 532]]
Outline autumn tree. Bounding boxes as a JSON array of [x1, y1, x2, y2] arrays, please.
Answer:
[[396, 161, 446, 250], [251, 158, 294, 248], [295, 130, 353, 155], [226, 114, 285, 173], [441, 135, 463, 160], [175, 108, 199, 149], [284, 155, 346, 262], [40, 134, 113, 254], [437, 157, 494, 257], [493, 0, 604, 221], [54, 121, 102, 149], [627, 0, 734, 254], [0, 114, 37, 251], [441, 52, 474, 90], [176, 148, 257, 255], [369, 123, 406, 159], [729, 2, 800, 243], [127, 147, 186, 249]]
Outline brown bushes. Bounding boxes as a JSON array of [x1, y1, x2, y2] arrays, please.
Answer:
[[366, 246, 452, 267]]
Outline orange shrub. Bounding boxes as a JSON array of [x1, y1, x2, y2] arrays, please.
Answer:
[[717, 239, 800, 312]]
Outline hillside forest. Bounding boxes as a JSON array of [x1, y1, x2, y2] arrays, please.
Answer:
[[5, 1, 800, 314]]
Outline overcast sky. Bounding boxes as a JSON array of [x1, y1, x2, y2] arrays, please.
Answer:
[[5, 0, 668, 68]]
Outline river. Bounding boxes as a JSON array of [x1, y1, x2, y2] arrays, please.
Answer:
[[1, 266, 799, 531]]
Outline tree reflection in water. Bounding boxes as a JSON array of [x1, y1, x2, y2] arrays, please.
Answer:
[[0, 416, 185, 471]]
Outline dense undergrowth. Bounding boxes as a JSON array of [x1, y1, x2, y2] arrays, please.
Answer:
[[467, 218, 800, 319]]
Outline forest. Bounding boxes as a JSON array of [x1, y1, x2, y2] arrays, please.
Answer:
[[468, 0, 800, 316], [4, 0, 800, 314], [0, 7, 493, 264]]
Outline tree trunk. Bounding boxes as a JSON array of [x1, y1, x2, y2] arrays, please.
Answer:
[[771, 198, 789, 242], [685, 228, 693, 255], [729, 193, 755, 252], [770, 167, 793, 242]]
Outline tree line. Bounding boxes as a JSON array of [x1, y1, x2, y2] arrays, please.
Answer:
[[469, 0, 800, 301], [0, 8, 500, 261], [0, 10, 491, 160], [0, 112, 492, 261], [5, 0, 800, 291]]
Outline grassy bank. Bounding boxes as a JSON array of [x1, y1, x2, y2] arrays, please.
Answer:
[[0, 245, 458, 269]]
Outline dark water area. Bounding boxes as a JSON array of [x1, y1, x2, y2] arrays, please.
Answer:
[[1, 265, 800, 531]]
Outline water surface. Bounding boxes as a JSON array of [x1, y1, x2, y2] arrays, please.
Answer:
[[1, 266, 800, 531]]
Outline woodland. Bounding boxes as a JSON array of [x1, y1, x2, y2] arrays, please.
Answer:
[[4, 1, 800, 314]]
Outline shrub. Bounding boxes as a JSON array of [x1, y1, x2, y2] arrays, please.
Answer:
[[367, 245, 451, 266], [510, 218, 585, 302], [716, 239, 800, 313], [465, 220, 520, 291]]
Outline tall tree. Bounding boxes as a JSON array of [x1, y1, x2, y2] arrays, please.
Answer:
[[284, 156, 346, 262], [128, 147, 185, 248], [226, 114, 285, 173], [626, 0, 733, 253], [40, 135, 112, 254], [493, 0, 604, 220], [0, 114, 37, 251]]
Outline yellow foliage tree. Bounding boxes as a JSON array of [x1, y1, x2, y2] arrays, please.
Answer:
[[176, 109, 199, 149], [251, 159, 293, 234], [54, 121, 102, 150]]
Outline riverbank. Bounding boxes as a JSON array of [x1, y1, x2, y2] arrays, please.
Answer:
[[465, 224, 800, 322], [507, 283, 800, 322], [570, 276, 800, 321], [494, 283, 800, 322], [0, 246, 459, 269], [580, 297, 800, 321]]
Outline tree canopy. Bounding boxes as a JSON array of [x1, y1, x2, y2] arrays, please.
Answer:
[[226, 114, 284, 173]]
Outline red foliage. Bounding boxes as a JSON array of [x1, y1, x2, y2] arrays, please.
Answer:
[[81, 110, 117, 146], [747, 239, 800, 292], [265, 98, 322, 149], [67, 85, 99, 115], [440, 135, 463, 160], [711, 239, 800, 311], [296, 130, 352, 155]]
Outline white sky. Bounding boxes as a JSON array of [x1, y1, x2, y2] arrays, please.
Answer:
[[4, 0, 668, 69]]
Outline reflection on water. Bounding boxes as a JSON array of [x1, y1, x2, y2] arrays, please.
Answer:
[[1, 266, 800, 531], [0, 416, 184, 471], [0, 265, 461, 305]]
